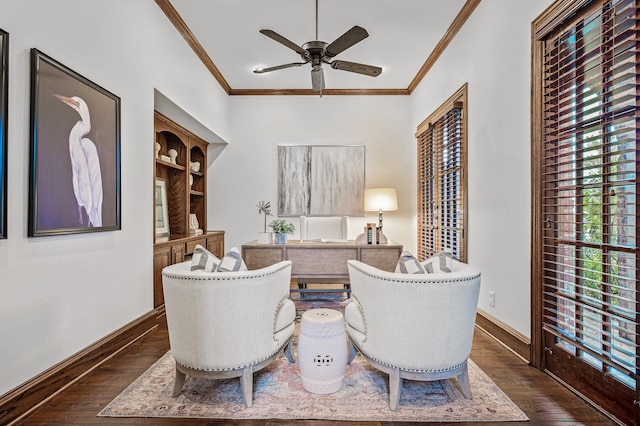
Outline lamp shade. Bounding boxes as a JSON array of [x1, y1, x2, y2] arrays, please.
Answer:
[[364, 188, 398, 212]]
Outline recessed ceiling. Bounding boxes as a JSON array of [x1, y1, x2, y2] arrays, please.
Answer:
[[161, 0, 474, 94]]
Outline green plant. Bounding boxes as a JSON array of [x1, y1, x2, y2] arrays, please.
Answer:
[[269, 219, 295, 235]]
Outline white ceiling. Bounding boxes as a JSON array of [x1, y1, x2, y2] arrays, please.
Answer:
[[168, 0, 468, 91]]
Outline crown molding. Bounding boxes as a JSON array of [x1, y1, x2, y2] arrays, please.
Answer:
[[156, 0, 481, 96], [229, 88, 410, 96], [155, 0, 232, 94], [407, 0, 481, 94]]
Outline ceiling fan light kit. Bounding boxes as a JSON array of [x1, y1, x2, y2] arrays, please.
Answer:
[[253, 1, 382, 92]]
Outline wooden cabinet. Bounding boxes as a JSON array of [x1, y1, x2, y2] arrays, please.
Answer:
[[206, 232, 225, 258], [153, 111, 225, 308], [154, 111, 207, 235]]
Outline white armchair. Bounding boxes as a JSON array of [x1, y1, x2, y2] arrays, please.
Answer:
[[345, 259, 481, 410], [162, 260, 296, 407]]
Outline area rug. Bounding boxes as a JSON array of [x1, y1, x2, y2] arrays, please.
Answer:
[[99, 351, 528, 422], [291, 292, 348, 321]]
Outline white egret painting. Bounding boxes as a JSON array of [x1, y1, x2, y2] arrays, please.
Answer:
[[28, 49, 120, 237], [278, 145, 365, 216]]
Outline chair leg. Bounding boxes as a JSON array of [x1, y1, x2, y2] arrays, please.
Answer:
[[457, 364, 473, 399], [240, 366, 254, 407], [389, 368, 402, 411], [172, 367, 186, 397], [285, 339, 295, 363]]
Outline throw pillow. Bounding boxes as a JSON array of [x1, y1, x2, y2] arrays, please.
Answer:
[[395, 250, 426, 274], [422, 249, 453, 273], [191, 244, 220, 272], [216, 247, 248, 272]]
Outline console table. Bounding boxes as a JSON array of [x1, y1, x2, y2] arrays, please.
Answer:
[[241, 240, 403, 292]]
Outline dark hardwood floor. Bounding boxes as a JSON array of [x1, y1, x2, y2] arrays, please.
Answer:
[[17, 314, 615, 425]]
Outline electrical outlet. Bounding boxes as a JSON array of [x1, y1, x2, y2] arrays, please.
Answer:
[[489, 291, 496, 307]]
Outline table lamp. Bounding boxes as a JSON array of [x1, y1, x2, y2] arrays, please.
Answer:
[[364, 188, 398, 242]]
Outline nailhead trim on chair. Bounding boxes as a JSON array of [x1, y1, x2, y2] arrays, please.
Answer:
[[174, 340, 290, 372], [349, 263, 478, 374], [164, 262, 294, 372], [354, 266, 481, 284], [355, 344, 467, 374], [272, 295, 293, 337], [349, 301, 467, 373], [162, 263, 291, 281]]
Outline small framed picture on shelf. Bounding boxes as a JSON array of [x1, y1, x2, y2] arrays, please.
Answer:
[[155, 178, 169, 236]]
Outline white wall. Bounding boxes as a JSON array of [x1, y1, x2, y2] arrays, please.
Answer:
[[0, 0, 229, 395], [410, 0, 553, 337], [212, 95, 415, 252]]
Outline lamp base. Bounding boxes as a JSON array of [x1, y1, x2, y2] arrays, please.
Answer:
[[355, 232, 388, 245]]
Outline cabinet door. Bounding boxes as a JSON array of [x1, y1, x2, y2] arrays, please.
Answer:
[[153, 246, 171, 308], [242, 247, 284, 270], [360, 247, 402, 272], [172, 243, 185, 264], [206, 233, 224, 258]]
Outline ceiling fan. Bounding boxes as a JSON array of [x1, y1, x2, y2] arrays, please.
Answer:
[[253, 0, 382, 92]]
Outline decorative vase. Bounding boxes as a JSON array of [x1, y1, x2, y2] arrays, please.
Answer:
[[168, 148, 178, 164], [275, 233, 288, 244], [256, 232, 273, 244]]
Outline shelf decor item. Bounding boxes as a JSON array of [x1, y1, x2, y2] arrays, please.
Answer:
[[168, 148, 178, 164], [269, 219, 295, 244], [28, 49, 121, 237], [155, 178, 169, 236], [256, 200, 273, 244], [189, 213, 202, 235]]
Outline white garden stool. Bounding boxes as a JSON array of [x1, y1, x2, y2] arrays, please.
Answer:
[[298, 308, 348, 394]]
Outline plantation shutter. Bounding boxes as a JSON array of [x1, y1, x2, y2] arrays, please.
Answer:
[[416, 85, 467, 262], [537, 0, 639, 421]]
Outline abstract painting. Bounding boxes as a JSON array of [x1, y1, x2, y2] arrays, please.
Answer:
[[278, 145, 364, 216], [28, 49, 121, 236], [0, 29, 7, 239]]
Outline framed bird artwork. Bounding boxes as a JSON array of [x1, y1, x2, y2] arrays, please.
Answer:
[[28, 49, 121, 237]]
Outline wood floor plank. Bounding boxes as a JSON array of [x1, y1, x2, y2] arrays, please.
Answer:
[[16, 317, 615, 425]]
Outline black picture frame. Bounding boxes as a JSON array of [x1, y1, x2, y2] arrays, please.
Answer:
[[29, 49, 121, 237], [0, 29, 8, 239]]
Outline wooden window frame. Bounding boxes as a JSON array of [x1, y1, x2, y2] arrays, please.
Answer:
[[416, 84, 468, 262], [532, 1, 639, 423]]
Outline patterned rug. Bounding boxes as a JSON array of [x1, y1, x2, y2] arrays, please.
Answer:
[[99, 353, 527, 422], [99, 295, 528, 422]]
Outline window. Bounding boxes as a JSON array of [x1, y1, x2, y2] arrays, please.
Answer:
[[532, 1, 639, 423], [416, 84, 467, 261]]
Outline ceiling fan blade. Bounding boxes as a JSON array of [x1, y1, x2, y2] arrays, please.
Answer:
[[311, 67, 325, 92], [330, 60, 382, 77], [325, 26, 369, 58], [259, 29, 308, 56], [254, 62, 307, 74]]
